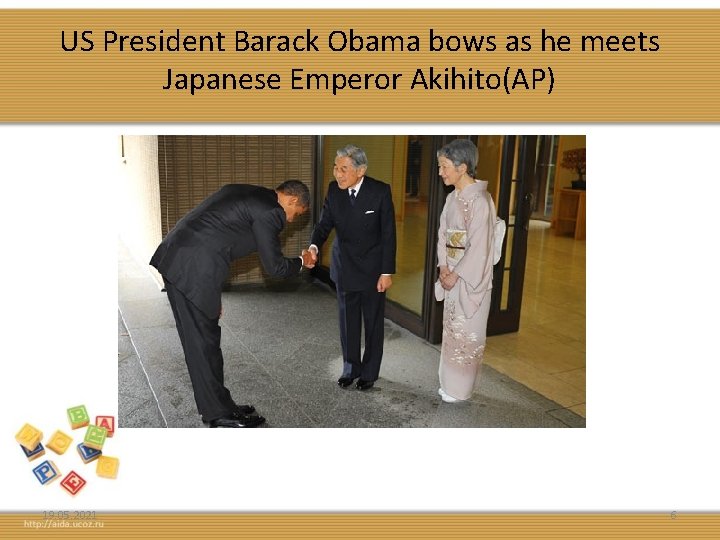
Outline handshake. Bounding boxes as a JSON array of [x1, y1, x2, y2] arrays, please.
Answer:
[[301, 246, 318, 269]]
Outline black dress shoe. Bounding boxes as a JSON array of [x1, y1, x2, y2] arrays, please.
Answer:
[[209, 414, 265, 428], [356, 379, 374, 391], [234, 404, 256, 415], [338, 377, 356, 388]]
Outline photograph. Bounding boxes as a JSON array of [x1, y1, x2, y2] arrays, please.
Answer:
[[117, 134, 586, 428]]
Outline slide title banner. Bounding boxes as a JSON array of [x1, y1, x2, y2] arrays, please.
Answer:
[[0, 9, 717, 122]]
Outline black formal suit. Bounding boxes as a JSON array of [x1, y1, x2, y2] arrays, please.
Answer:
[[150, 184, 301, 421], [310, 176, 396, 382]]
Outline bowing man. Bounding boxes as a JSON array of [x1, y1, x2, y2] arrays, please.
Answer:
[[150, 180, 314, 427]]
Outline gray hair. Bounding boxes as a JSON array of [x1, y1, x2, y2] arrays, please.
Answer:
[[276, 180, 310, 208], [336, 144, 368, 170], [437, 139, 478, 177]]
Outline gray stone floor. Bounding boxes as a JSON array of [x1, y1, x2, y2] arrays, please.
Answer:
[[118, 241, 585, 428]]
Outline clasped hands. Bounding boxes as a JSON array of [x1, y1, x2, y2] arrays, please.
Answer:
[[301, 247, 318, 269], [438, 265, 459, 290]]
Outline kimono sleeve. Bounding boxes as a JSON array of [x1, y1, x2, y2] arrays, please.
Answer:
[[453, 197, 493, 290]]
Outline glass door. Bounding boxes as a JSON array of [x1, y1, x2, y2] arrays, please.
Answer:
[[531, 135, 559, 221], [312, 135, 431, 336], [486, 135, 539, 335], [312, 134, 539, 341]]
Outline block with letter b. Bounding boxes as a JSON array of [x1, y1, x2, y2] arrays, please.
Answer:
[[67, 405, 90, 429]]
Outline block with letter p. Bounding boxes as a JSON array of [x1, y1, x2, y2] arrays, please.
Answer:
[[32, 460, 61, 486]]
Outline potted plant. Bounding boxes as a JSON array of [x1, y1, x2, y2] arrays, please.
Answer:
[[560, 147, 586, 190]]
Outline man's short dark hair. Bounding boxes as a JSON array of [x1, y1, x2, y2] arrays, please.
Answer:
[[276, 180, 310, 208]]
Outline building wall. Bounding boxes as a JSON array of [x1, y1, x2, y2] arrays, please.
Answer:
[[555, 135, 587, 188], [157, 135, 315, 286], [118, 135, 162, 284], [552, 135, 587, 228], [320, 135, 399, 206], [477, 135, 504, 201]]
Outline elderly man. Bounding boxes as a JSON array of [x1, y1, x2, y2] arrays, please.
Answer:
[[308, 145, 397, 391], [151, 180, 314, 428]]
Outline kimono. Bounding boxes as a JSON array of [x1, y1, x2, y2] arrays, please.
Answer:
[[435, 180, 496, 400]]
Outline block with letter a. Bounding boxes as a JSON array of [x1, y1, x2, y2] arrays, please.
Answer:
[[95, 415, 115, 438]]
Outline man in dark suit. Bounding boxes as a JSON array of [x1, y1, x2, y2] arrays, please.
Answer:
[[308, 145, 397, 391], [150, 180, 314, 428]]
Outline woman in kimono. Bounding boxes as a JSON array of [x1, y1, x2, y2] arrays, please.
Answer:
[[435, 139, 497, 403]]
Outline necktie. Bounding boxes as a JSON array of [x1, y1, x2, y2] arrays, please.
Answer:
[[349, 188, 356, 206]]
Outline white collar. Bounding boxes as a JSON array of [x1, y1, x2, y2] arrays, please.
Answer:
[[348, 176, 365, 194]]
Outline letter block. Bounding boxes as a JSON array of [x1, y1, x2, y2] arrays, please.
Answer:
[[96, 455, 120, 479], [67, 405, 90, 429], [46, 430, 73, 455], [15, 423, 43, 451], [60, 471, 87, 496], [32, 460, 61, 486], [83, 425, 108, 451], [76, 443, 102, 464], [20, 442, 45, 461], [95, 415, 115, 438]]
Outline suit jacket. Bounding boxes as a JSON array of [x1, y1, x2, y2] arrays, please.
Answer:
[[311, 176, 396, 291], [150, 184, 301, 319]]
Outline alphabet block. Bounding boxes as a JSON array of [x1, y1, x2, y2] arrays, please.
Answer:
[[20, 442, 45, 461], [83, 425, 108, 451], [95, 415, 115, 438], [96, 456, 119, 479], [67, 405, 90, 429], [32, 460, 61, 485], [46, 430, 73, 455], [15, 423, 43, 451], [60, 471, 87, 496], [76, 443, 102, 464]]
